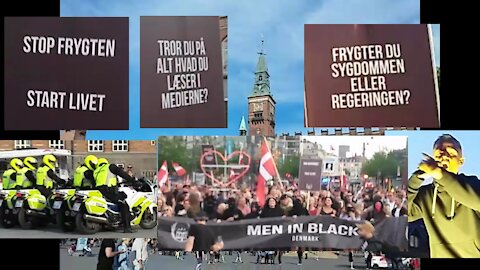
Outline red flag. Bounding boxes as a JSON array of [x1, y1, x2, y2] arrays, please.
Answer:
[[172, 162, 186, 177], [158, 161, 169, 187], [229, 168, 235, 179], [257, 139, 275, 208]]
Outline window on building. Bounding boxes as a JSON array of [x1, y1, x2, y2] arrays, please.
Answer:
[[151, 140, 156, 146], [112, 140, 128, 152], [49, 140, 65, 149], [88, 140, 104, 152], [14, 140, 31, 149]]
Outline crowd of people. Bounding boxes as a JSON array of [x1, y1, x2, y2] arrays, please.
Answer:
[[158, 181, 407, 223], [157, 181, 409, 269]]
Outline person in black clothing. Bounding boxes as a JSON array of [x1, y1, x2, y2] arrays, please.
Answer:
[[97, 239, 125, 270], [222, 197, 244, 221], [185, 211, 224, 270], [357, 221, 402, 270], [260, 197, 284, 218], [245, 201, 260, 219], [259, 197, 284, 264], [203, 189, 217, 219], [175, 192, 190, 217], [287, 197, 309, 265]]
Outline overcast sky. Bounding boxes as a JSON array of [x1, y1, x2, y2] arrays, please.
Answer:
[[301, 135, 407, 159]]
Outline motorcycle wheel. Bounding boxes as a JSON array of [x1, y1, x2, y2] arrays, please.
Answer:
[[75, 208, 101, 234], [139, 207, 157, 229], [56, 205, 75, 232], [18, 207, 34, 229], [0, 205, 16, 228]]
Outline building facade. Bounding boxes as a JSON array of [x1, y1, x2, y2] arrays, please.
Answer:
[[0, 140, 157, 179], [247, 42, 276, 136], [338, 155, 366, 179]]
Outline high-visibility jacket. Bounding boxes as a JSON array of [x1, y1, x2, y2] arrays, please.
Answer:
[[2, 169, 16, 190], [73, 165, 92, 189], [16, 167, 33, 188], [36, 166, 54, 189], [94, 164, 117, 188]]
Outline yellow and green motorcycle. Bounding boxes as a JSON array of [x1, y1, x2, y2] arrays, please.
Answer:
[[14, 189, 48, 229], [0, 189, 19, 228], [51, 188, 77, 231], [72, 180, 157, 234]]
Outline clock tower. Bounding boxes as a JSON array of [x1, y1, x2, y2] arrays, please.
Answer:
[[247, 41, 276, 136]]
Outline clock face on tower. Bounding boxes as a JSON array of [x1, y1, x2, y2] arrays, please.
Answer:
[[253, 102, 262, 112]]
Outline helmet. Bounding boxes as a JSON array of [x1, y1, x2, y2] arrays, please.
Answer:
[[84, 155, 98, 171], [10, 158, 24, 172], [24, 156, 38, 170], [97, 158, 109, 167], [43, 154, 57, 170]]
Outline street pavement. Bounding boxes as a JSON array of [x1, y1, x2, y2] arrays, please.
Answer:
[[60, 247, 375, 270], [0, 224, 156, 238]]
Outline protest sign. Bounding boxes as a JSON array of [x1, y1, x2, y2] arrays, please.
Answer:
[[304, 24, 439, 128], [4, 17, 129, 130], [298, 158, 323, 191], [140, 16, 226, 128], [158, 216, 408, 250]]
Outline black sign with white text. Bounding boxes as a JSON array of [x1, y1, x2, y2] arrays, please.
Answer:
[[4, 17, 129, 130], [157, 216, 408, 250]]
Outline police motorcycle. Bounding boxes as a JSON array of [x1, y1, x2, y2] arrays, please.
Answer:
[[15, 179, 74, 229], [0, 189, 19, 228], [72, 177, 157, 234], [51, 183, 77, 231]]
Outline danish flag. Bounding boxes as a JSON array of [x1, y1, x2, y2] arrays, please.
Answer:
[[172, 162, 186, 177], [257, 139, 275, 207], [158, 161, 169, 187]]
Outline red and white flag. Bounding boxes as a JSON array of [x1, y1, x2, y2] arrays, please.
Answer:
[[172, 162, 186, 177], [257, 139, 275, 208], [229, 168, 235, 179], [158, 161, 169, 187]]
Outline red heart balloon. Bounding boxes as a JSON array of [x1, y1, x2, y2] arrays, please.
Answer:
[[200, 150, 251, 187]]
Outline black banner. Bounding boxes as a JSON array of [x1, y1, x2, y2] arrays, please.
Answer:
[[158, 216, 407, 250]]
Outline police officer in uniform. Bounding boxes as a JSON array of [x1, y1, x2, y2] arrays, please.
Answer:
[[18, 156, 38, 189], [94, 158, 137, 233], [36, 154, 67, 198], [73, 155, 98, 190], [2, 159, 23, 190]]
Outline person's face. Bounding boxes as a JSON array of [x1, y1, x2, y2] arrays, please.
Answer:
[[374, 201, 382, 211], [325, 197, 332, 206], [281, 198, 289, 206], [268, 198, 276, 208], [433, 142, 464, 174], [387, 193, 394, 201], [346, 193, 353, 202]]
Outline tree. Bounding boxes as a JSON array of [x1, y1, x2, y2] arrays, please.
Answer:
[[157, 137, 191, 173], [361, 148, 407, 180], [343, 168, 351, 176], [278, 154, 300, 178]]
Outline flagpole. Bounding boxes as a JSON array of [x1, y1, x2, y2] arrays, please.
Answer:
[[263, 136, 283, 189]]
